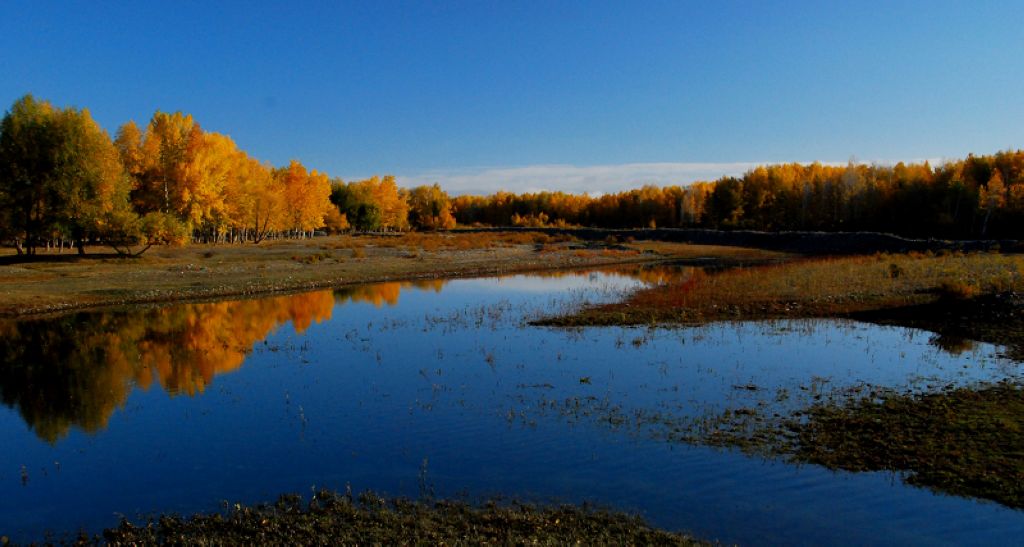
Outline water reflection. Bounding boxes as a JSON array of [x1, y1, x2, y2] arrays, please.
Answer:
[[929, 333, 978, 355], [0, 265, 687, 444], [0, 291, 335, 443], [515, 263, 695, 287], [335, 279, 446, 307]]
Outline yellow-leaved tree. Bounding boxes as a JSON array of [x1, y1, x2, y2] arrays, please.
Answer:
[[408, 183, 456, 230], [275, 160, 333, 236]]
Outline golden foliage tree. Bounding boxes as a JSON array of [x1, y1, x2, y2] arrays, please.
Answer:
[[275, 160, 334, 235], [407, 183, 456, 230]]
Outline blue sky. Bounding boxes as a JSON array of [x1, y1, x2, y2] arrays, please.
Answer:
[[2, 1, 1021, 194]]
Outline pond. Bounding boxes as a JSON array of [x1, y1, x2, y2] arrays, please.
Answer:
[[1, 264, 1022, 545]]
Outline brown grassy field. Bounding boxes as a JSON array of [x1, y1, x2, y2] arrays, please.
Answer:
[[542, 251, 1024, 326], [0, 232, 784, 317]]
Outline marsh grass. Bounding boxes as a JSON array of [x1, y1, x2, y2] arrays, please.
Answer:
[[544, 252, 1024, 326], [511, 371, 1024, 510], [786, 381, 1024, 508]]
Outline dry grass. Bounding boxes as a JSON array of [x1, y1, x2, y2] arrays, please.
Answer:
[[546, 251, 1024, 325], [0, 234, 782, 317]]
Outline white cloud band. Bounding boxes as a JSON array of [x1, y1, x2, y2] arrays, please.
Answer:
[[395, 162, 764, 196], [348, 158, 942, 196]]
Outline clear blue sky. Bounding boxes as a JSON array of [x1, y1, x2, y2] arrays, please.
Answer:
[[2, 1, 1022, 193]]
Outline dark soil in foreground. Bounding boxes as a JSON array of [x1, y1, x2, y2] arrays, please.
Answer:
[[22, 491, 703, 546]]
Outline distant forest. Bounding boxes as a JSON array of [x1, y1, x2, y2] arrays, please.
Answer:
[[454, 152, 1023, 239], [1, 94, 1022, 255]]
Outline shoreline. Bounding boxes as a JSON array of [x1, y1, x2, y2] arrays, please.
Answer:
[[536, 251, 1024, 357], [0, 233, 787, 319]]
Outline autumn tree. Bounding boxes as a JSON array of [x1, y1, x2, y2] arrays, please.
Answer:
[[407, 183, 456, 230], [114, 120, 144, 185], [979, 168, 1006, 236], [330, 179, 375, 231], [274, 160, 333, 236], [0, 95, 131, 254], [104, 210, 190, 256], [122, 111, 197, 216], [331, 175, 410, 232], [373, 175, 410, 231], [224, 157, 283, 243]]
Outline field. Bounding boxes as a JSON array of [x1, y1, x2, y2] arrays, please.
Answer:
[[542, 251, 1024, 324]]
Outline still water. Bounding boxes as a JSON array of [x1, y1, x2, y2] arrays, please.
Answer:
[[0, 265, 1021, 544]]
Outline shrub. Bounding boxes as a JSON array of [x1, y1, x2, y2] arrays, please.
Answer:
[[936, 281, 977, 300]]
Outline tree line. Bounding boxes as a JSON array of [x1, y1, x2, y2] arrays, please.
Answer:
[[2, 94, 1022, 255], [0, 95, 455, 255], [453, 152, 1024, 239]]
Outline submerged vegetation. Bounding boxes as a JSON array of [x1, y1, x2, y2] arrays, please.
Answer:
[[510, 367, 1024, 510], [787, 381, 1024, 509], [88, 490, 702, 545], [530, 251, 1024, 510]]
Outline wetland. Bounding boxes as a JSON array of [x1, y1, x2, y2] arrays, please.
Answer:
[[2, 257, 1023, 544]]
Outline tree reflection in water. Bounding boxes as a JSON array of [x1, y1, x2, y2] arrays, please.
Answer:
[[0, 290, 335, 443], [0, 264, 698, 443]]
